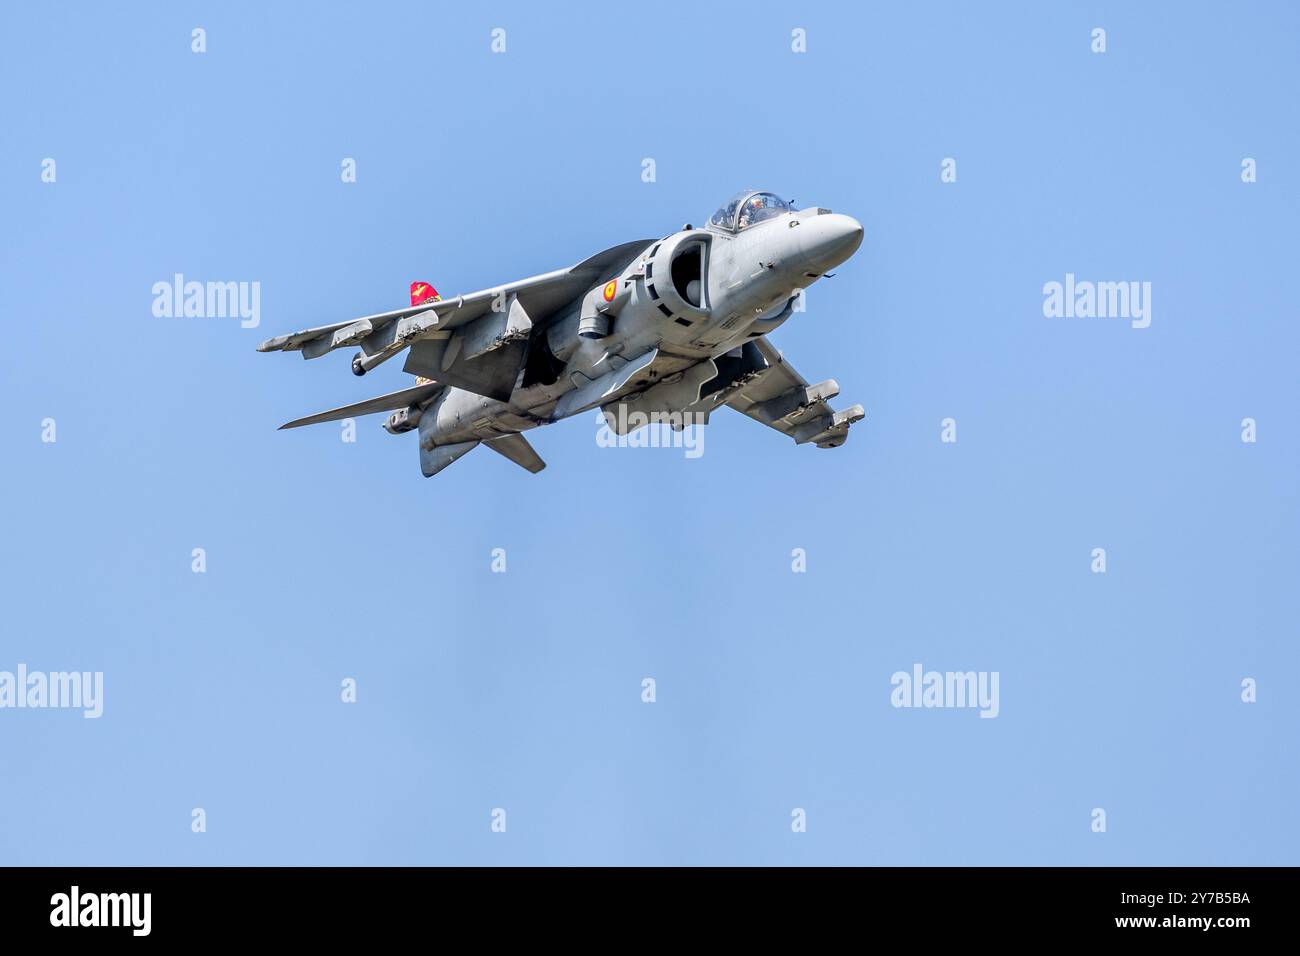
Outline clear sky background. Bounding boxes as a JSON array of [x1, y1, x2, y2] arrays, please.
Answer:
[[1, 1, 1296, 865]]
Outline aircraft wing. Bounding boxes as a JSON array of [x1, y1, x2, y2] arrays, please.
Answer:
[[278, 381, 443, 429], [721, 338, 864, 448], [256, 239, 653, 365]]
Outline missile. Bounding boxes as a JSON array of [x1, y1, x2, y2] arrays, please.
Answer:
[[753, 378, 840, 423], [352, 313, 450, 375], [352, 349, 402, 376]]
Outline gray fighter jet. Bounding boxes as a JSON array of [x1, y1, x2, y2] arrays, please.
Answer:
[[258, 191, 865, 476]]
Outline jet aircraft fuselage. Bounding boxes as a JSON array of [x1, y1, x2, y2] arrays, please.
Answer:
[[260, 191, 865, 476]]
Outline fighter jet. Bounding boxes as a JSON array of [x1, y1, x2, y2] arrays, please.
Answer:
[[258, 191, 865, 477]]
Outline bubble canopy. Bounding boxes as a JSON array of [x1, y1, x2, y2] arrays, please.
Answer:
[[708, 191, 792, 232]]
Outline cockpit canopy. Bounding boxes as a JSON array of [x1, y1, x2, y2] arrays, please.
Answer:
[[709, 191, 792, 233]]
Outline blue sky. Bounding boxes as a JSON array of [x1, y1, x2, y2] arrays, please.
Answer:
[[1, 1, 1296, 865]]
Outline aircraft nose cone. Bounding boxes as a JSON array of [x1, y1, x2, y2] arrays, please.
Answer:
[[796, 213, 864, 274]]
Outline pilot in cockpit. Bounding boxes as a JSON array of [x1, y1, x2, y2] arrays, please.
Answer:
[[710, 191, 791, 232], [738, 194, 788, 230]]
